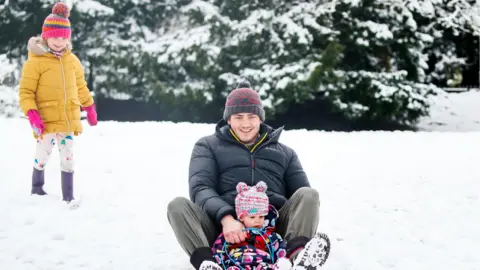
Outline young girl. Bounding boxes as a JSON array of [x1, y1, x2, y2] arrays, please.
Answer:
[[210, 181, 292, 270], [18, 2, 97, 203]]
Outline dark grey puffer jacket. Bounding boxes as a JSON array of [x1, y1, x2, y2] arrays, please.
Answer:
[[188, 120, 311, 225]]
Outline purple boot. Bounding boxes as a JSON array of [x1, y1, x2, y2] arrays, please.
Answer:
[[31, 168, 47, 195], [61, 171, 75, 202]]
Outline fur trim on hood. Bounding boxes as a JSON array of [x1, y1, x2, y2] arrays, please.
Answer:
[[27, 36, 72, 56]]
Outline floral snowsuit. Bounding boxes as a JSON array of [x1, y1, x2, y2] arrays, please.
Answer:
[[212, 205, 288, 270]]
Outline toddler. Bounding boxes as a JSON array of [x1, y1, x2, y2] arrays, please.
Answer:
[[210, 181, 292, 270]]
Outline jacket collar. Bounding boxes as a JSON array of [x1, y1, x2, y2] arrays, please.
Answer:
[[27, 36, 72, 58], [214, 119, 284, 147]]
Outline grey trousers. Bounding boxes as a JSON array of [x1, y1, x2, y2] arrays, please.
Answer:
[[167, 187, 320, 257]]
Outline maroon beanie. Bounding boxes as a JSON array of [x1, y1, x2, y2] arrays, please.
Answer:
[[223, 85, 265, 121]]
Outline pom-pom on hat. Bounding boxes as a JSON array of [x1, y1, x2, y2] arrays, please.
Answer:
[[41, 2, 71, 39], [235, 181, 269, 219]]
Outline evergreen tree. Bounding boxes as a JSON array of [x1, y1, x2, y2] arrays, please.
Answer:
[[1, 0, 479, 127]]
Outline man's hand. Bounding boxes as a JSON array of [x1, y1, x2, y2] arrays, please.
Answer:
[[221, 215, 246, 244]]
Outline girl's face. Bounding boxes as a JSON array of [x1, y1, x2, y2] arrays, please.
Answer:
[[46, 37, 69, 52], [241, 215, 265, 228]]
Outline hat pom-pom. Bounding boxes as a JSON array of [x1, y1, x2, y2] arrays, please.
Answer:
[[236, 80, 251, 89], [236, 182, 249, 193], [52, 2, 70, 18], [255, 181, 267, 193]]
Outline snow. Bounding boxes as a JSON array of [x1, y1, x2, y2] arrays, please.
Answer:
[[181, 0, 223, 22], [0, 54, 22, 118], [417, 90, 480, 131], [144, 24, 217, 65], [356, 20, 394, 40], [0, 0, 8, 11], [228, 9, 273, 47], [1, 1, 480, 265], [71, 0, 115, 16], [0, 54, 15, 81], [106, 91, 132, 100], [275, 13, 313, 45], [1, 118, 479, 269], [356, 38, 369, 46], [0, 86, 21, 117]]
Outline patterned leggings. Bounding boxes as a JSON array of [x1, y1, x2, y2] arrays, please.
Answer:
[[34, 132, 74, 173]]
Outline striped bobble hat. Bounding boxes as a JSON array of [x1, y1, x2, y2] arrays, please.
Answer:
[[235, 181, 269, 220], [41, 2, 71, 39]]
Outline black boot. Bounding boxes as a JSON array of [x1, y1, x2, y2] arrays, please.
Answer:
[[61, 171, 74, 202], [31, 168, 47, 195], [190, 247, 221, 270], [286, 235, 310, 260]]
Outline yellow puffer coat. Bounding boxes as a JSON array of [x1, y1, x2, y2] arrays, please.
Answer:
[[18, 36, 94, 138]]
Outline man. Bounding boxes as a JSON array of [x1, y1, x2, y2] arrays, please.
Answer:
[[167, 81, 330, 270]]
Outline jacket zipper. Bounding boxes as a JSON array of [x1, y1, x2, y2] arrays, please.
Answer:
[[248, 134, 269, 185], [251, 158, 255, 185], [229, 143, 259, 185], [250, 142, 269, 185], [59, 57, 70, 133], [227, 129, 269, 186]]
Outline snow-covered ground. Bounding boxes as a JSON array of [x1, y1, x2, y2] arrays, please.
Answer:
[[0, 118, 479, 270], [417, 90, 480, 131]]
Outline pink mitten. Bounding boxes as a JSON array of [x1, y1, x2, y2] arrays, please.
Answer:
[[83, 104, 97, 126], [27, 110, 45, 136]]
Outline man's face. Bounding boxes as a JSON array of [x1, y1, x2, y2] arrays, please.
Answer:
[[228, 113, 261, 145]]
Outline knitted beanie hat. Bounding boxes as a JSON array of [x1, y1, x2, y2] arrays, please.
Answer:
[[223, 81, 265, 122], [235, 181, 269, 220], [41, 2, 71, 40]]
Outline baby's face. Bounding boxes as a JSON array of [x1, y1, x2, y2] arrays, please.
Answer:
[[241, 215, 265, 228]]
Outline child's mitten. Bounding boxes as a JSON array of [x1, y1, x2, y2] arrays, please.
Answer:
[[27, 110, 45, 136], [83, 104, 97, 126]]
